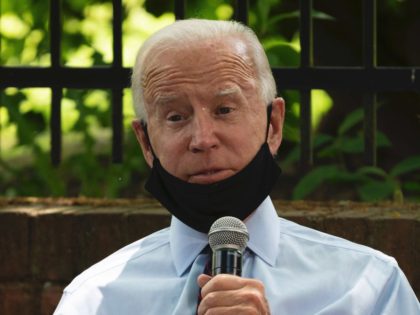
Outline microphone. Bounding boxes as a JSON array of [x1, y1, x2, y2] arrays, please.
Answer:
[[208, 216, 249, 276]]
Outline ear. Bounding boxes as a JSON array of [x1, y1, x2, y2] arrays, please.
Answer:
[[132, 119, 154, 168], [267, 97, 285, 155]]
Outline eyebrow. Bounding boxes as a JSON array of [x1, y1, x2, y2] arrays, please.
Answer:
[[153, 87, 239, 104], [154, 93, 179, 105], [216, 87, 240, 97]]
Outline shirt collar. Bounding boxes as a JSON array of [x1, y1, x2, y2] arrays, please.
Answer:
[[169, 196, 279, 276], [244, 197, 280, 266], [170, 216, 209, 276]]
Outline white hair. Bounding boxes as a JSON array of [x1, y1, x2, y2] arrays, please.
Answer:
[[131, 19, 277, 121]]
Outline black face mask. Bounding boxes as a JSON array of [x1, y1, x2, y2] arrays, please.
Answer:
[[143, 105, 281, 233]]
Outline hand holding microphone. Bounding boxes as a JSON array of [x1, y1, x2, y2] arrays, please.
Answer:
[[197, 217, 271, 315]]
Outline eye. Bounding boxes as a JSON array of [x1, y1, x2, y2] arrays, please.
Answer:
[[167, 114, 183, 122], [216, 106, 233, 115]]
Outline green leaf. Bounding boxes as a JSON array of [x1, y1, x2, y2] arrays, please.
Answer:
[[377, 131, 392, 148], [338, 136, 364, 153], [356, 166, 388, 178], [282, 123, 300, 142], [390, 156, 420, 177], [331, 171, 364, 183], [317, 142, 338, 158], [281, 146, 299, 169], [281, 134, 335, 169], [338, 108, 363, 135], [312, 10, 336, 21], [357, 180, 395, 201], [265, 43, 299, 67], [402, 181, 420, 192], [262, 36, 291, 50], [314, 133, 334, 148], [267, 11, 299, 27], [313, 134, 335, 157], [292, 165, 340, 199], [267, 10, 334, 28]]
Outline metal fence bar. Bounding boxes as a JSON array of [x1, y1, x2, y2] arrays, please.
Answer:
[[2, 67, 419, 90], [174, 0, 186, 20], [50, 0, 62, 165], [1, 1, 418, 167], [235, 0, 249, 25], [300, 0, 313, 68], [0, 68, 129, 88], [299, 0, 313, 171], [272, 67, 420, 91], [51, 88, 62, 165], [363, 0, 377, 166], [112, 0, 123, 163]]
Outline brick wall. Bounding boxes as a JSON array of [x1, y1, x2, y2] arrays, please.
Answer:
[[0, 198, 419, 315]]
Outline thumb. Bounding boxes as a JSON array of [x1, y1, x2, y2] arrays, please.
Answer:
[[197, 274, 212, 288]]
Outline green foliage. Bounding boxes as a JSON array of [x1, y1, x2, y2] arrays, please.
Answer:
[[0, 87, 151, 197], [390, 156, 420, 177], [291, 108, 420, 202], [1, 0, 418, 202], [0, 0, 170, 197]]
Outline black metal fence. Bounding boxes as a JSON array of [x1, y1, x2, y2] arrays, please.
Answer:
[[0, 0, 419, 168]]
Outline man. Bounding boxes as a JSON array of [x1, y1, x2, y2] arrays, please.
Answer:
[[54, 19, 419, 314]]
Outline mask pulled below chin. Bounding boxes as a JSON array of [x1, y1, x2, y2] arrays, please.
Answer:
[[144, 142, 280, 233]]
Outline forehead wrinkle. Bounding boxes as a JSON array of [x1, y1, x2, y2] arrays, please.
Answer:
[[208, 53, 255, 79], [142, 65, 171, 92], [143, 48, 256, 104], [154, 93, 179, 105], [216, 86, 240, 97]]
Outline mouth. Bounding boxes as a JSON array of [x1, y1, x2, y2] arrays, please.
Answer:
[[188, 169, 234, 184]]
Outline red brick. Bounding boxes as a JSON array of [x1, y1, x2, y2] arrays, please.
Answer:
[[1, 199, 419, 302], [31, 208, 77, 282], [73, 210, 127, 273], [281, 212, 326, 231], [125, 209, 171, 244], [41, 283, 63, 315], [0, 283, 36, 315], [323, 217, 370, 245], [369, 218, 419, 296], [0, 210, 30, 279]]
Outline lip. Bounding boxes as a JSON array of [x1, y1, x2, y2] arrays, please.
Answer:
[[188, 169, 234, 184]]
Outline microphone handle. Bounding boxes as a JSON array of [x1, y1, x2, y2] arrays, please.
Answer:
[[212, 248, 243, 276]]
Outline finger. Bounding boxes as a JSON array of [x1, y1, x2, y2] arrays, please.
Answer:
[[197, 274, 212, 288], [200, 274, 245, 297], [200, 286, 265, 309], [198, 296, 269, 315], [198, 305, 255, 315], [199, 277, 269, 314]]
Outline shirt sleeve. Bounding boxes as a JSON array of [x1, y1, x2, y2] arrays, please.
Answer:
[[53, 292, 74, 315], [371, 265, 420, 315], [53, 286, 103, 315]]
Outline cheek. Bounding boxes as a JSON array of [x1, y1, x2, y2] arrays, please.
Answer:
[[152, 135, 187, 172], [225, 132, 261, 165]]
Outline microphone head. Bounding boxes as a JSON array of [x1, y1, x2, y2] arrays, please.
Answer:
[[208, 216, 249, 252]]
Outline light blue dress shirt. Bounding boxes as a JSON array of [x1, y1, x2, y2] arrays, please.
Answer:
[[54, 197, 420, 314]]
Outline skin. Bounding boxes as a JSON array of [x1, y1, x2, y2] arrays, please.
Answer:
[[132, 36, 285, 314], [197, 274, 271, 315]]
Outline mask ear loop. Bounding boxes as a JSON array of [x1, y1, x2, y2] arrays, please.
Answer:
[[265, 103, 273, 142], [140, 121, 157, 158]]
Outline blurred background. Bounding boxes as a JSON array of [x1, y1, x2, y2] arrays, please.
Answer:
[[1, 0, 419, 201]]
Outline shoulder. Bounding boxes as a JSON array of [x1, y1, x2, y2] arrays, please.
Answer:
[[278, 217, 397, 266], [64, 227, 170, 294], [267, 218, 419, 313]]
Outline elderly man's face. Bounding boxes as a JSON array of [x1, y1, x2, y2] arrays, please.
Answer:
[[134, 38, 284, 184]]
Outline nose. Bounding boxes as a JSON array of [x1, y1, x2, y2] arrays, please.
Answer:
[[189, 112, 219, 153]]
